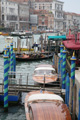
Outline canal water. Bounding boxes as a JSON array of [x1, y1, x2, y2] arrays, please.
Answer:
[[0, 34, 53, 120]]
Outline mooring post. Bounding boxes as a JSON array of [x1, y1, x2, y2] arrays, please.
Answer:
[[62, 47, 67, 89], [10, 41, 13, 71], [26, 73, 29, 87], [58, 58, 60, 77], [13, 53, 16, 78], [72, 84, 76, 120], [53, 53, 55, 66], [7, 45, 10, 72], [71, 52, 76, 86], [69, 79, 73, 113], [3, 48, 9, 112], [60, 43, 64, 87], [43, 74, 45, 90], [78, 89, 80, 120], [65, 73, 70, 107]]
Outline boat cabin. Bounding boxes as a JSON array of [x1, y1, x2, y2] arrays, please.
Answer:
[[34, 67, 56, 75], [33, 65, 57, 84]]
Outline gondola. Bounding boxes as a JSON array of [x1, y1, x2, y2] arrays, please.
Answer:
[[25, 90, 72, 120], [16, 53, 53, 61]]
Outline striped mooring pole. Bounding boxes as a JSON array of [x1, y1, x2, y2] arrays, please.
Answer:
[[62, 47, 67, 89], [7, 45, 10, 71], [65, 73, 70, 107], [3, 48, 9, 112], [71, 52, 76, 86], [78, 89, 80, 120], [4, 47, 7, 55], [10, 41, 13, 71], [60, 43, 64, 88]]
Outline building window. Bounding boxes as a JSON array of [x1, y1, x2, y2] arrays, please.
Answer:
[[43, 6, 45, 10], [2, 15, 4, 21], [42, 22, 44, 24], [50, 4, 52, 10], [9, 8, 14, 14]]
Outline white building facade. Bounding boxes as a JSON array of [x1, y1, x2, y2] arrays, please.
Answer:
[[1, 0, 29, 31], [52, 0, 64, 32], [1, 0, 18, 30], [18, 3, 29, 30], [63, 12, 80, 33]]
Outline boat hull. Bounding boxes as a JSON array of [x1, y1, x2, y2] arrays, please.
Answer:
[[16, 54, 53, 61], [33, 74, 58, 84]]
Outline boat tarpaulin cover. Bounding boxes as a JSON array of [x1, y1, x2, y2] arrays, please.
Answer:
[[48, 35, 66, 40], [63, 40, 80, 50]]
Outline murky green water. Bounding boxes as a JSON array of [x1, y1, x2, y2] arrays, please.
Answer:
[[0, 35, 53, 120]]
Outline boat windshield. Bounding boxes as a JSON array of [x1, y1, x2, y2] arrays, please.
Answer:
[[34, 70, 55, 75]]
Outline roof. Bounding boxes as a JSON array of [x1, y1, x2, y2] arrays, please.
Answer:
[[27, 93, 64, 103], [64, 11, 80, 16], [30, 102, 71, 120], [8, 0, 29, 2], [35, 67, 55, 71], [35, 0, 52, 2]]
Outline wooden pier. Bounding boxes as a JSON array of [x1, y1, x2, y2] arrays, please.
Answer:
[[0, 82, 62, 95]]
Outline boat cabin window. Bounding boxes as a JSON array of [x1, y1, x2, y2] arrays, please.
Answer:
[[30, 109, 33, 120], [34, 70, 55, 75]]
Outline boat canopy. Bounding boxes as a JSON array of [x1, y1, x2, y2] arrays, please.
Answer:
[[35, 67, 55, 71], [63, 40, 80, 50], [27, 94, 64, 103], [48, 35, 66, 41]]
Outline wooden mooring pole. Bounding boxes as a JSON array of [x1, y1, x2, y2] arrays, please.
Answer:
[[72, 84, 76, 120], [69, 79, 73, 113], [43, 74, 45, 90], [26, 73, 29, 87]]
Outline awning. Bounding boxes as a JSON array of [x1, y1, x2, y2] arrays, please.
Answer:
[[48, 35, 66, 41], [63, 40, 80, 50]]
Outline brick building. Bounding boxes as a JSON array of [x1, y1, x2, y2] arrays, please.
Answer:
[[33, 10, 54, 30]]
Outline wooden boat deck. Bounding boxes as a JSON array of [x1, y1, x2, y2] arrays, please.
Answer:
[[25, 91, 71, 120], [30, 102, 71, 120]]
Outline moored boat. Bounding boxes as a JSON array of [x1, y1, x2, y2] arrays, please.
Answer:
[[33, 64, 57, 84], [25, 90, 72, 120], [0, 32, 9, 36], [16, 53, 53, 61]]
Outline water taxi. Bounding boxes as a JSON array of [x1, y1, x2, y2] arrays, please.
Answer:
[[25, 90, 72, 120], [33, 64, 57, 84]]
